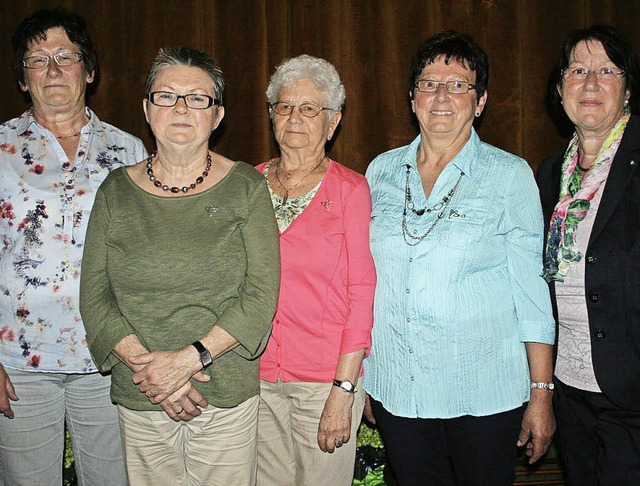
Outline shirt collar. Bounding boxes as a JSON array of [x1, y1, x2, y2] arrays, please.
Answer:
[[17, 106, 99, 137], [399, 128, 481, 178]]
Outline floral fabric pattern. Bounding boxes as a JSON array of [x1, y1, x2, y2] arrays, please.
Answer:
[[263, 160, 321, 232], [543, 114, 629, 282], [0, 109, 146, 373]]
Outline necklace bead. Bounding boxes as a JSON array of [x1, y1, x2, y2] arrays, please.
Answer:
[[402, 164, 464, 246], [146, 152, 212, 194]]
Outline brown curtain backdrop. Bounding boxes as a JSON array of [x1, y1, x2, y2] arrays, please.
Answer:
[[1, 0, 639, 173]]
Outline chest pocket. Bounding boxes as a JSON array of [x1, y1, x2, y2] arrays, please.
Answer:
[[440, 205, 490, 250]]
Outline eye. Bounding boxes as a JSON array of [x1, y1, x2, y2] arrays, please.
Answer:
[[56, 53, 74, 62], [450, 81, 465, 89], [157, 92, 176, 100], [301, 103, 318, 113], [190, 95, 207, 103], [423, 80, 438, 89], [572, 68, 588, 75], [27, 56, 48, 67], [599, 67, 615, 75]]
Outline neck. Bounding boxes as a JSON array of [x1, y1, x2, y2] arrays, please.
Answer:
[[417, 130, 471, 170], [32, 104, 88, 138], [155, 143, 211, 177], [278, 146, 327, 173]]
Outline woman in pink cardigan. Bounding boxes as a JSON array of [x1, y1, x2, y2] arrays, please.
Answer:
[[255, 54, 376, 486]]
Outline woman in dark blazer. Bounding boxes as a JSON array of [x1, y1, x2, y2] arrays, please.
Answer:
[[538, 25, 640, 486]]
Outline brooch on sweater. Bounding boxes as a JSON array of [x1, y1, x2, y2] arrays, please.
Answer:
[[205, 205, 219, 217], [321, 200, 334, 211]]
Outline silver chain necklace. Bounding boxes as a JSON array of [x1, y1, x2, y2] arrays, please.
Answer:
[[402, 164, 464, 246]]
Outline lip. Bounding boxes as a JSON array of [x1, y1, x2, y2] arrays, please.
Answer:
[[578, 99, 602, 107], [430, 110, 453, 115]]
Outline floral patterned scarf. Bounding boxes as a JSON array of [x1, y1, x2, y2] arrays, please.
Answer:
[[543, 114, 629, 282]]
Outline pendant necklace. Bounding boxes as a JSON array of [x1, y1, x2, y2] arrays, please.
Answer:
[[146, 152, 212, 194], [274, 157, 325, 206], [402, 164, 464, 246]]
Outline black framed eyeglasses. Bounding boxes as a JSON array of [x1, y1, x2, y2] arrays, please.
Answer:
[[270, 101, 333, 118], [414, 80, 476, 94], [147, 91, 222, 110], [23, 52, 83, 69]]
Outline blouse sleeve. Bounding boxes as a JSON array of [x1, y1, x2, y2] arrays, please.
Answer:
[[79, 186, 137, 372], [339, 178, 376, 356], [501, 161, 556, 345], [213, 178, 281, 359]]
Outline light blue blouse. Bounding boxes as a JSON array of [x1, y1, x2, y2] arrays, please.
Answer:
[[364, 130, 555, 418]]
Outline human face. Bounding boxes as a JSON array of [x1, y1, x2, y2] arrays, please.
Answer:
[[411, 57, 487, 142], [143, 64, 224, 148], [270, 78, 341, 155], [559, 40, 629, 138], [20, 27, 93, 114]]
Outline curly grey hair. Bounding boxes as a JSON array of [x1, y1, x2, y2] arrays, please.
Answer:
[[145, 46, 224, 104], [266, 54, 345, 118]]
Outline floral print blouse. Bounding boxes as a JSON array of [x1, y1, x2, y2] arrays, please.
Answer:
[[0, 108, 146, 373]]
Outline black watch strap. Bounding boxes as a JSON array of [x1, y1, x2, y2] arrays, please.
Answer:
[[191, 340, 213, 369]]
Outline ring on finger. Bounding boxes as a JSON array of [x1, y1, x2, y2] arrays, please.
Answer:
[[176, 407, 184, 414]]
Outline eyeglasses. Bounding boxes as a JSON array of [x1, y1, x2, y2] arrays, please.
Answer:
[[415, 80, 476, 94], [147, 91, 222, 110], [270, 101, 333, 118], [23, 52, 83, 69], [561, 67, 625, 82]]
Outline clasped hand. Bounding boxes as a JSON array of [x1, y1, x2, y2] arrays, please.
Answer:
[[129, 349, 210, 422]]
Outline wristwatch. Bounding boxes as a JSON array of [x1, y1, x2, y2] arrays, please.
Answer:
[[530, 381, 555, 391], [191, 340, 213, 370], [333, 379, 357, 394]]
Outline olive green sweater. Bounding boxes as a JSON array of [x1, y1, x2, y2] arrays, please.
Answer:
[[80, 162, 280, 410]]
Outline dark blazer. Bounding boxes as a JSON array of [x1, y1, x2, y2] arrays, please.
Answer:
[[537, 114, 640, 411]]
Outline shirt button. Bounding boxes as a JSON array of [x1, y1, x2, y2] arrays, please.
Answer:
[[409, 258, 413, 262], [586, 255, 597, 264], [406, 289, 410, 293], [410, 376, 415, 381], [589, 292, 599, 302], [408, 348, 413, 353], [594, 329, 606, 339]]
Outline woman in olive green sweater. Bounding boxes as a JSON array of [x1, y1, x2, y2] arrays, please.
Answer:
[[79, 46, 280, 485]]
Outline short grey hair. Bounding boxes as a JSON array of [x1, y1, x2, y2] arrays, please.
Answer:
[[145, 46, 225, 104], [266, 54, 345, 112]]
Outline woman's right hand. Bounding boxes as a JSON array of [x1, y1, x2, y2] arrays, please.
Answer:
[[0, 364, 19, 419], [159, 381, 208, 422], [363, 393, 376, 424]]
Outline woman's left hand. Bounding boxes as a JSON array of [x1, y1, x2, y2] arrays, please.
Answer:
[[317, 386, 355, 453], [517, 392, 556, 464], [129, 349, 210, 404]]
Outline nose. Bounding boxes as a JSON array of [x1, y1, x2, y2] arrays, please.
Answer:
[[173, 96, 189, 113], [46, 58, 62, 77], [583, 71, 600, 90], [435, 83, 450, 101], [286, 106, 304, 122]]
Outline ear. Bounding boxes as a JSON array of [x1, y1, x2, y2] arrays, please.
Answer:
[[475, 90, 488, 116], [19, 81, 28, 93], [85, 70, 95, 84], [556, 82, 563, 100], [143, 98, 150, 124], [212, 106, 225, 131]]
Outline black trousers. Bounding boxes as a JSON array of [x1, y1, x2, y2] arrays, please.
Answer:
[[370, 397, 524, 486], [554, 379, 640, 486]]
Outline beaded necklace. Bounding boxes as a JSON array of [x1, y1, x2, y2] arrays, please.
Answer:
[[402, 164, 464, 246], [146, 152, 212, 194]]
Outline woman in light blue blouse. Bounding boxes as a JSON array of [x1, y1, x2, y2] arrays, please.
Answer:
[[363, 30, 556, 486]]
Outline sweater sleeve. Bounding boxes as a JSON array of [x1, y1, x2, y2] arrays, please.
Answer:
[[213, 178, 280, 359], [501, 161, 556, 345], [79, 183, 137, 372], [339, 178, 376, 356]]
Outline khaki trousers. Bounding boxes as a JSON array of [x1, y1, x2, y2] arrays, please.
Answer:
[[118, 395, 259, 486], [257, 379, 365, 486]]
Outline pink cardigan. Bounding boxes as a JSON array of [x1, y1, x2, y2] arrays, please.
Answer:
[[257, 159, 376, 383]]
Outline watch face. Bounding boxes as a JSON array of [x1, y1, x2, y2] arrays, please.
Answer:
[[340, 381, 355, 392]]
